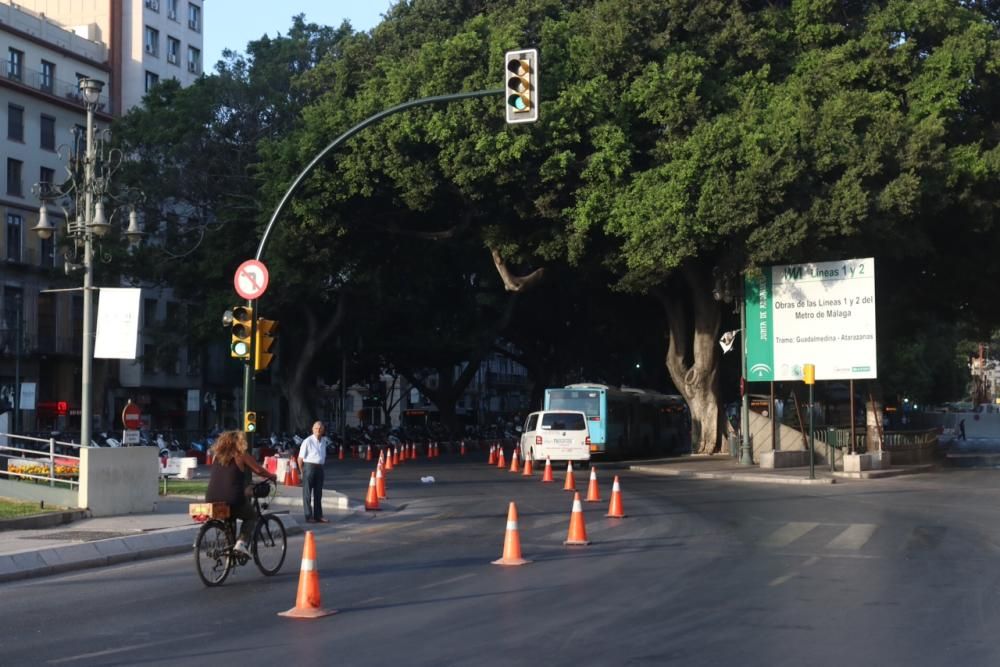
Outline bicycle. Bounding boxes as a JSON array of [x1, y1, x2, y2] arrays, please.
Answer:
[[191, 479, 288, 587]]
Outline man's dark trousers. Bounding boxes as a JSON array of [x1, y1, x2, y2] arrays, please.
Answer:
[[302, 462, 324, 521]]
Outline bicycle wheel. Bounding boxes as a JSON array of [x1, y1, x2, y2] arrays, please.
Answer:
[[253, 514, 287, 576], [194, 520, 233, 587]]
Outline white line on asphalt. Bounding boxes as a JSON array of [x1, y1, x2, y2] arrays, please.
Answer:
[[802, 556, 820, 567], [826, 523, 878, 550], [768, 572, 797, 587], [418, 573, 477, 590], [760, 522, 819, 548], [357, 596, 385, 605], [48, 632, 213, 664]]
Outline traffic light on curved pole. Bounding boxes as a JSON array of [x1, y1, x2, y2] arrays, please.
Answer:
[[505, 48, 538, 125], [255, 318, 278, 372], [230, 305, 253, 360]]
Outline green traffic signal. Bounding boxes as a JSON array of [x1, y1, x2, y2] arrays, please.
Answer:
[[504, 49, 539, 124], [230, 305, 253, 360]]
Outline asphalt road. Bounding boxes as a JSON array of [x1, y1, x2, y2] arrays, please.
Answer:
[[4, 458, 1000, 666]]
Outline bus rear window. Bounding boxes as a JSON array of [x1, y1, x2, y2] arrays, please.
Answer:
[[541, 413, 586, 430], [547, 390, 600, 417]]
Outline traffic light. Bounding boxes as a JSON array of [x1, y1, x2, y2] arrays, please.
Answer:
[[255, 318, 278, 372], [229, 305, 253, 360], [505, 48, 538, 124], [244, 411, 257, 433]]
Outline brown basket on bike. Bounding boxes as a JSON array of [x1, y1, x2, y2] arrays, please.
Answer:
[[189, 502, 230, 523]]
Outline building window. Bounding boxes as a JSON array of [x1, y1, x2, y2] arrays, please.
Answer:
[[2, 287, 23, 335], [188, 3, 201, 31], [145, 26, 160, 56], [145, 70, 160, 92], [6, 159, 23, 197], [143, 344, 157, 374], [7, 105, 23, 141], [7, 48, 23, 81], [167, 37, 180, 65], [6, 214, 22, 262], [40, 115, 56, 150], [145, 0, 160, 12], [187, 46, 200, 74], [40, 60, 55, 92], [167, 0, 178, 20], [40, 231, 55, 268]]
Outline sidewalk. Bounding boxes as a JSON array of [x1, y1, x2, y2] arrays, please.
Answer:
[[0, 485, 356, 583], [626, 454, 936, 484]]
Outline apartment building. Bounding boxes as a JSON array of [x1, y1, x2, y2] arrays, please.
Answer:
[[1, 0, 216, 438]]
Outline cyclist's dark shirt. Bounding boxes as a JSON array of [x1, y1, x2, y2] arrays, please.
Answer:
[[206, 459, 245, 507]]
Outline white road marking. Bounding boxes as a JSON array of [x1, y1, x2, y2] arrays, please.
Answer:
[[768, 572, 797, 587], [418, 573, 477, 590], [760, 522, 819, 548], [48, 632, 213, 664], [826, 523, 878, 550]]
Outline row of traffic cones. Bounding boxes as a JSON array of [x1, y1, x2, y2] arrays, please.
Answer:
[[493, 477, 627, 566]]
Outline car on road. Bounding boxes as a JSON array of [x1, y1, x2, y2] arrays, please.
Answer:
[[519, 410, 591, 463]]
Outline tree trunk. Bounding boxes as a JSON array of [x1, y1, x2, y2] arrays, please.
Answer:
[[282, 298, 345, 431], [656, 265, 728, 454]]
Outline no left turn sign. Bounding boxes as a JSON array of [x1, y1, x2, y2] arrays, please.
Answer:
[[234, 259, 269, 300]]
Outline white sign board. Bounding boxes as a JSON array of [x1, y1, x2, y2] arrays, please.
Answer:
[[122, 429, 140, 445], [187, 389, 200, 412], [745, 257, 876, 381], [19, 382, 35, 410], [95, 288, 142, 359]]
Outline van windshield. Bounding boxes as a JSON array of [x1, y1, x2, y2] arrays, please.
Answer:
[[540, 413, 586, 431]]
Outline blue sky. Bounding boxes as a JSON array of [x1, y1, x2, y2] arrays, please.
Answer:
[[204, 0, 397, 68]]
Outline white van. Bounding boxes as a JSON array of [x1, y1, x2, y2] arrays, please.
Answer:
[[520, 410, 591, 462]]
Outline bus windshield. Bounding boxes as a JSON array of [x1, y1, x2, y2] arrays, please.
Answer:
[[546, 390, 601, 418]]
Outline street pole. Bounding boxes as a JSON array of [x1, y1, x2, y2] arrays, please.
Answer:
[[13, 294, 22, 433], [804, 363, 816, 479], [80, 91, 96, 450], [739, 288, 752, 465]]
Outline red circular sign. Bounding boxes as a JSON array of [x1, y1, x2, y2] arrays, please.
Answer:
[[234, 259, 269, 300], [122, 402, 142, 430]]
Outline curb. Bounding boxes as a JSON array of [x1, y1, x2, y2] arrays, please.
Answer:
[[629, 465, 836, 485], [0, 515, 304, 583], [834, 464, 937, 479], [0, 509, 90, 532]]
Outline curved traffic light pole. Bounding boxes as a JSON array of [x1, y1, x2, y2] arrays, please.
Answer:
[[242, 89, 503, 445]]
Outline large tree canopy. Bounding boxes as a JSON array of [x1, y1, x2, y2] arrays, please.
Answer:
[[114, 0, 1000, 440]]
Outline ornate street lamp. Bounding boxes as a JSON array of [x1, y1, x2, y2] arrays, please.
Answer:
[[31, 77, 144, 448]]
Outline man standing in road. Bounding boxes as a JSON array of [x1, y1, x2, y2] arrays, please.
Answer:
[[298, 421, 329, 523]]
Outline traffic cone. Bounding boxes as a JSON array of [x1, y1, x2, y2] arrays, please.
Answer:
[[366, 445, 373, 461], [492, 502, 530, 566], [460, 441, 466, 456], [278, 531, 337, 618], [376, 465, 387, 500], [563, 461, 576, 491], [392, 447, 400, 466], [522, 454, 533, 476], [563, 492, 590, 546], [338, 445, 344, 461], [606, 475, 626, 518], [377, 450, 385, 469], [488, 445, 496, 465], [541, 456, 555, 483], [384, 449, 394, 472], [365, 471, 381, 511], [509, 447, 521, 473], [585, 467, 601, 502], [497, 447, 506, 469], [284, 457, 301, 487]]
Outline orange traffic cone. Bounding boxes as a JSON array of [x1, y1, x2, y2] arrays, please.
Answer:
[[584, 467, 601, 502], [284, 457, 301, 487], [366, 445, 373, 461], [392, 447, 400, 466], [488, 444, 496, 465], [522, 454, 533, 477], [376, 465, 387, 500], [365, 471, 381, 511], [541, 456, 555, 483], [564, 492, 590, 546], [492, 502, 530, 566], [384, 449, 394, 472], [606, 475, 626, 518], [338, 445, 344, 460], [460, 441, 467, 456], [509, 447, 521, 473], [497, 447, 506, 469], [563, 461, 576, 491], [278, 531, 337, 618]]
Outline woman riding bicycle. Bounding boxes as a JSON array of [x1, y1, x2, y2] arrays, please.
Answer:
[[206, 430, 277, 556]]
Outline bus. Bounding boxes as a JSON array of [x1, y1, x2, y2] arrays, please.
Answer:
[[543, 384, 689, 459]]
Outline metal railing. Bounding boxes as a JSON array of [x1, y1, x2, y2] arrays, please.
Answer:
[[4, 62, 110, 113], [0, 432, 82, 487]]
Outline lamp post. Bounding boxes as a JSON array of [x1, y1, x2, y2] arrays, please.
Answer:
[[32, 78, 143, 448]]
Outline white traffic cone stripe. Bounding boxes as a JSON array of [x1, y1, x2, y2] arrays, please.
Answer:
[[612, 480, 620, 491], [572, 499, 583, 512], [506, 521, 518, 531], [301, 558, 316, 571]]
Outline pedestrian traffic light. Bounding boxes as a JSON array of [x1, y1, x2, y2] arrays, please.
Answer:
[[230, 305, 253, 360], [255, 318, 278, 372], [244, 411, 257, 433], [505, 48, 538, 124]]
